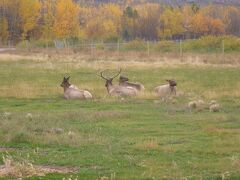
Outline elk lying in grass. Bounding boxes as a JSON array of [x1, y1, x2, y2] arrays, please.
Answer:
[[60, 76, 92, 100], [99, 69, 137, 96], [119, 75, 145, 91], [155, 79, 177, 98]]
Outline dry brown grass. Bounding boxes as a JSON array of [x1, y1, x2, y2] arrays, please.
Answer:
[[204, 89, 240, 99], [1, 49, 240, 68], [0, 155, 78, 178]]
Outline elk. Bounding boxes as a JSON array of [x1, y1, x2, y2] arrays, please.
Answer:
[[60, 76, 92, 100], [155, 79, 177, 98], [119, 75, 145, 91], [99, 69, 137, 96]]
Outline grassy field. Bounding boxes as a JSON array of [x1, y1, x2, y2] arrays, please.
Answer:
[[0, 52, 240, 179]]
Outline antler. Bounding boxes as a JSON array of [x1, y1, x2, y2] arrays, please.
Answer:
[[111, 68, 122, 80], [64, 76, 70, 80], [99, 68, 121, 80], [99, 70, 109, 80]]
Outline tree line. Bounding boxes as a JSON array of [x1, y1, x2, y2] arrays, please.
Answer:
[[0, 0, 240, 44]]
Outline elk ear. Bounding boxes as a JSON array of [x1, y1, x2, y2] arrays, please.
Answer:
[[66, 76, 70, 81]]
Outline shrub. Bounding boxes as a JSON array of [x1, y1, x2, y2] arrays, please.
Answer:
[[222, 36, 240, 52], [16, 39, 55, 48], [183, 36, 221, 53], [122, 39, 147, 51], [155, 40, 179, 52], [183, 36, 240, 53]]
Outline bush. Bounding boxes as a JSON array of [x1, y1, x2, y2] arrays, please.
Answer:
[[103, 35, 119, 43], [183, 36, 221, 53], [122, 39, 147, 51], [95, 43, 105, 50], [16, 39, 55, 48], [155, 40, 179, 52], [222, 36, 240, 52], [183, 36, 240, 53]]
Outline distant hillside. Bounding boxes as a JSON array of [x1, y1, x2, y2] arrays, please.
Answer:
[[93, 0, 240, 6]]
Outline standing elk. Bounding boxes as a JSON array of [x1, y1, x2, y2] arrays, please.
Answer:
[[60, 76, 92, 100], [155, 79, 177, 98], [99, 69, 137, 96], [119, 75, 145, 91]]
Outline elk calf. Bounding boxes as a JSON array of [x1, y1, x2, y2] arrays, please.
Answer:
[[60, 76, 92, 100]]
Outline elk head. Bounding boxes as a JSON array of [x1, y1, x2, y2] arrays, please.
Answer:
[[99, 69, 122, 87], [166, 79, 177, 87], [119, 75, 129, 83], [166, 79, 177, 95], [61, 76, 71, 88]]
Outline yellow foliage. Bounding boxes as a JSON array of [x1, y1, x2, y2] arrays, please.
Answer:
[[103, 20, 117, 37], [159, 8, 184, 39], [41, 0, 56, 40], [182, 5, 195, 31], [85, 18, 104, 39], [0, 17, 9, 43], [85, 3, 122, 39], [18, 0, 41, 39], [53, 0, 80, 39], [1, 1, 240, 42]]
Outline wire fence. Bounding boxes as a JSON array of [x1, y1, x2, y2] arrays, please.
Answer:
[[2, 39, 232, 60], [49, 39, 228, 55]]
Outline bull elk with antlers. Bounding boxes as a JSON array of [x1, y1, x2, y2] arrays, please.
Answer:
[[99, 69, 137, 96]]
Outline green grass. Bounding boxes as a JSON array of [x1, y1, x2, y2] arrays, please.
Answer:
[[0, 56, 240, 179]]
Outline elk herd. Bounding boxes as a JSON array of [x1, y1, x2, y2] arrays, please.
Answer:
[[60, 69, 177, 100]]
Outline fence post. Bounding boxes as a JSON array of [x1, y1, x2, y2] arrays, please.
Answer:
[[117, 40, 120, 55], [222, 39, 225, 62], [67, 39, 70, 57], [91, 42, 94, 56], [180, 39, 182, 57], [8, 40, 11, 48], [147, 41, 150, 56], [222, 40, 225, 54]]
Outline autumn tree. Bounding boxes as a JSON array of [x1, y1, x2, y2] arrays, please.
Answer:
[[84, 3, 122, 41], [2, 0, 21, 42], [40, 0, 56, 40], [121, 6, 138, 40], [53, 0, 80, 39], [135, 3, 161, 40], [190, 6, 225, 36], [181, 5, 196, 38], [223, 6, 240, 35], [18, 0, 41, 40], [159, 7, 184, 39], [0, 0, 9, 44], [0, 1, 240, 43], [0, 17, 9, 44]]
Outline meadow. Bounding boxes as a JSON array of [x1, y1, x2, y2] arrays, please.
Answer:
[[0, 51, 240, 179]]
